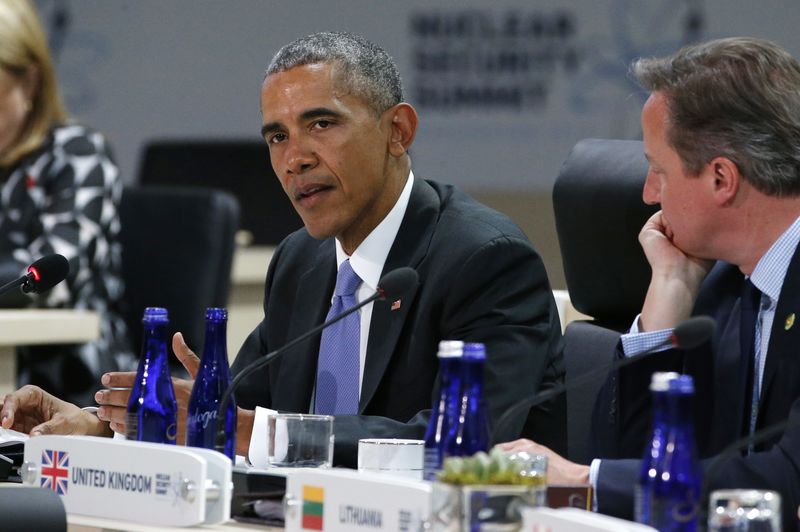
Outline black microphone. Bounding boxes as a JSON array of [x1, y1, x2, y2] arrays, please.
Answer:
[[0, 254, 70, 296], [213, 266, 419, 454], [491, 315, 717, 443]]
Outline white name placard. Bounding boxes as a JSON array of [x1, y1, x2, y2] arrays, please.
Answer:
[[22, 435, 231, 527], [283, 468, 431, 532]]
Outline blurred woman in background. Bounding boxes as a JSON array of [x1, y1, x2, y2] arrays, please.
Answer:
[[0, 0, 132, 404]]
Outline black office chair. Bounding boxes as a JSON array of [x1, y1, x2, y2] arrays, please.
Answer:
[[136, 140, 302, 246], [553, 138, 658, 464], [119, 186, 240, 365]]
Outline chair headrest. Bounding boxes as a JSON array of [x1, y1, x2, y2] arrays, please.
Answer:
[[553, 138, 658, 329]]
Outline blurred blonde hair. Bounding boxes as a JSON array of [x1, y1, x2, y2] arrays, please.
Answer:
[[0, 0, 67, 166]]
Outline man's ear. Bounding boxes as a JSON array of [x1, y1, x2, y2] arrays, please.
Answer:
[[707, 156, 741, 206], [386, 103, 418, 157]]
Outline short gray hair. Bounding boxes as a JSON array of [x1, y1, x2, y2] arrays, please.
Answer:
[[266, 31, 403, 116], [632, 37, 800, 197]]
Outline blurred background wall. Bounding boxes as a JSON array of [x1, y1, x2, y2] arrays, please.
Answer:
[[35, 0, 800, 289]]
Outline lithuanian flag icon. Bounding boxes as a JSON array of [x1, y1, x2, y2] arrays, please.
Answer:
[[302, 485, 324, 530]]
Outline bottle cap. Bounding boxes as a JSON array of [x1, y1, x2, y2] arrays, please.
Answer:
[[650, 371, 680, 392], [463, 342, 486, 360], [668, 374, 695, 394], [206, 307, 228, 321], [142, 307, 168, 323], [437, 340, 464, 358]]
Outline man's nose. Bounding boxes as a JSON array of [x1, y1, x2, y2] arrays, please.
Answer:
[[285, 139, 317, 175], [642, 169, 660, 205]]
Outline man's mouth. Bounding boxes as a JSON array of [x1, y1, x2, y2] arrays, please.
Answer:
[[295, 185, 333, 201]]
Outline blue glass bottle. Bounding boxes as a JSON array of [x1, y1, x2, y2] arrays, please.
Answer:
[[636, 372, 680, 525], [637, 374, 703, 531], [126, 307, 178, 444], [423, 340, 464, 480], [444, 342, 490, 457], [186, 308, 237, 460]]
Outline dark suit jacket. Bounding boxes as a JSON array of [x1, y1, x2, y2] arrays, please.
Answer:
[[593, 244, 800, 530], [231, 178, 565, 467]]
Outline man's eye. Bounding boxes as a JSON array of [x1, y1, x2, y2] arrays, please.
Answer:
[[314, 120, 332, 129], [268, 133, 286, 144]]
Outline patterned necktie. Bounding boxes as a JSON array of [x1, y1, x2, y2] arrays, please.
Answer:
[[314, 259, 362, 415]]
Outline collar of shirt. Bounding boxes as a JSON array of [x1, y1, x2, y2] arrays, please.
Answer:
[[333, 170, 414, 292], [749, 214, 800, 304]]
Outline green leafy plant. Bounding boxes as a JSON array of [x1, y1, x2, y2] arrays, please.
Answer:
[[437, 448, 546, 487]]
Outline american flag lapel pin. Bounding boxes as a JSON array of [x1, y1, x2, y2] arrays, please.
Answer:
[[391, 299, 402, 311]]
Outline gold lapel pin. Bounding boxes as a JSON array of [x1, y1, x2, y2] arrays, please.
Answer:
[[785, 313, 795, 331]]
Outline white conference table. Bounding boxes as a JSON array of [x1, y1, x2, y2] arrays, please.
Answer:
[[0, 309, 100, 396], [67, 514, 279, 532]]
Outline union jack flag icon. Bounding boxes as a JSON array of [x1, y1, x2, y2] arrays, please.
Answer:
[[41, 450, 69, 495]]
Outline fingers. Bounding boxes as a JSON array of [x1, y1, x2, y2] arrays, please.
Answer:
[[1, 385, 44, 429], [1, 393, 17, 428], [495, 438, 542, 455], [173, 332, 201, 379], [96, 405, 128, 427], [95, 388, 131, 408], [30, 414, 72, 436], [109, 422, 125, 435], [101, 371, 136, 389]]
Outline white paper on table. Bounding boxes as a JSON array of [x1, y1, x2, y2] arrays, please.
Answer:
[[0, 426, 28, 444]]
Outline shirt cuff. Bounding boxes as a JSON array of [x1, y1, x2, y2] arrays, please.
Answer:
[[589, 458, 601, 511], [248, 406, 278, 468], [620, 314, 674, 357]]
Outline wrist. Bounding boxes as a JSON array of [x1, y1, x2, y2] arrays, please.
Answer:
[[573, 464, 590, 485], [640, 275, 699, 331]]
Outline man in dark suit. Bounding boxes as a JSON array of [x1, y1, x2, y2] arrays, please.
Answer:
[[1, 32, 564, 467], [499, 37, 800, 530]]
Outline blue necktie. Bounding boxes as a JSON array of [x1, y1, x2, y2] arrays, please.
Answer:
[[315, 259, 362, 415]]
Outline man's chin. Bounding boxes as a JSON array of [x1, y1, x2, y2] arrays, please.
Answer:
[[302, 222, 338, 241]]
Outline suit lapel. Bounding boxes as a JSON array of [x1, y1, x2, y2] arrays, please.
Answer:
[[713, 290, 748, 445], [358, 179, 439, 411], [759, 243, 800, 412], [272, 241, 336, 413]]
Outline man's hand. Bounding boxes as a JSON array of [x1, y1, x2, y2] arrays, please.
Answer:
[[95, 332, 200, 442], [1, 385, 112, 437], [639, 211, 714, 331], [496, 439, 590, 485]]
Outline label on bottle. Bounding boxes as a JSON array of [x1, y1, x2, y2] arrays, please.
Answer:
[[635, 484, 699, 529], [187, 409, 218, 430]]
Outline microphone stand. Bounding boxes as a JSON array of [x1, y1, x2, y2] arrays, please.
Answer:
[[492, 315, 715, 443], [0, 273, 33, 297], [491, 334, 674, 443]]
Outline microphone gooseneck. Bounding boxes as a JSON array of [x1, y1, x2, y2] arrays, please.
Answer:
[[491, 315, 716, 444], [0, 254, 70, 297], [213, 266, 419, 454]]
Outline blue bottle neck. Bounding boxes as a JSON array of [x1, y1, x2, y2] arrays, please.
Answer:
[[141, 321, 170, 375], [665, 393, 696, 438], [462, 358, 484, 399], [201, 320, 229, 366]]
